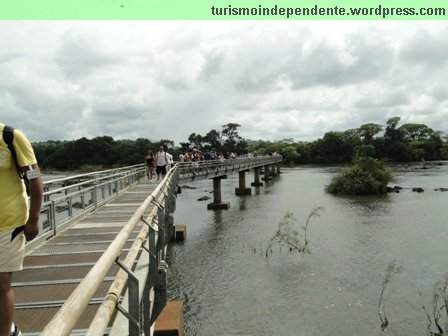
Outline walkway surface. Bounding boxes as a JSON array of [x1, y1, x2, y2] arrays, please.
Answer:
[[13, 180, 157, 334]]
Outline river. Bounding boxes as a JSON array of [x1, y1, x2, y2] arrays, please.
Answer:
[[167, 163, 448, 336]]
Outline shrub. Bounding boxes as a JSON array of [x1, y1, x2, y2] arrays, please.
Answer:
[[326, 155, 392, 195]]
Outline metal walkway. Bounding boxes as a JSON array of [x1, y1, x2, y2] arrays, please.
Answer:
[[13, 156, 282, 335], [13, 181, 157, 334]]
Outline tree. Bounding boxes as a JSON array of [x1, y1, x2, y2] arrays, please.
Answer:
[[381, 117, 414, 161], [384, 117, 402, 142], [221, 123, 241, 142], [204, 129, 222, 150], [90, 136, 120, 165], [399, 123, 435, 141], [358, 123, 383, 145], [310, 131, 360, 163], [179, 142, 191, 152], [187, 133, 204, 149], [221, 123, 242, 152], [235, 138, 248, 154], [159, 139, 175, 149]]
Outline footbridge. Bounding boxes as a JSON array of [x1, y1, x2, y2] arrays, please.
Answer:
[[14, 156, 282, 336]]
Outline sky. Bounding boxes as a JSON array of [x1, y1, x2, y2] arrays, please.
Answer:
[[1, 21, 447, 144]]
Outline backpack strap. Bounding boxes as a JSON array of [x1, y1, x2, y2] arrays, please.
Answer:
[[2, 125, 30, 194], [2, 125, 22, 177]]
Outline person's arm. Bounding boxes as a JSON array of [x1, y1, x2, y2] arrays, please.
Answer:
[[21, 163, 43, 241]]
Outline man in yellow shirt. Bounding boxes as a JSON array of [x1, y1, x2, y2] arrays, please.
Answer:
[[0, 123, 43, 336]]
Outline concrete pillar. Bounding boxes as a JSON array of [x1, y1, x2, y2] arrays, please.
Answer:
[[261, 165, 273, 181], [235, 170, 251, 195], [270, 164, 278, 176], [251, 167, 263, 187], [172, 225, 186, 242], [276, 163, 281, 175], [154, 301, 184, 336], [207, 176, 230, 210]]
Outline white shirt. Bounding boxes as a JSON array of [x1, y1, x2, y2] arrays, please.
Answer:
[[156, 151, 167, 166]]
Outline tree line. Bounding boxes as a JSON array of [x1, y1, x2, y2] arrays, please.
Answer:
[[33, 118, 448, 171]]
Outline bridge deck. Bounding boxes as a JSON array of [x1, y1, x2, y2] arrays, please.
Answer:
[[13, 180, 157, 334]]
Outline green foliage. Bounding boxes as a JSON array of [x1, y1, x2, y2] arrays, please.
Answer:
[[309, 130, 362, 164], [326, 150, 393, 195], [399, 123, 435, 141], [32, 118, 448, 171], [358, 123, 383, 145], [33, 137, 160, 171], [246, 139, 305, 163]]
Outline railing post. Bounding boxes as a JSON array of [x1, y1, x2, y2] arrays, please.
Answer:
[[143, 220, 158, 333], [93, 186, 98, 209], [81, 192, 85, 210], [50, 200, 56, 236], [115, 259, 141, 336], [151, 261, 168, 325], [68, 197, 73, 218], [157, 206, 165, 260]]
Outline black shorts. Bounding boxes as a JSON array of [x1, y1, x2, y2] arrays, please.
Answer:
[[156, 165, 167, 175]]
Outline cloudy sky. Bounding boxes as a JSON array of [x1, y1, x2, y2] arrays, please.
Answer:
[[1, 21, 447, 144]]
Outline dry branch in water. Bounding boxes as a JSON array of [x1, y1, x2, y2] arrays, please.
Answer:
[[267, 207, 324, 256]]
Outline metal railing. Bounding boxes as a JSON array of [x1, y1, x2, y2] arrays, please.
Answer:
[[42, 164, 145, 192], [27, 164, 146, 253], [37, 156, 282, 335], [176, 155, 283, 181], [41, 165, 180, 336]]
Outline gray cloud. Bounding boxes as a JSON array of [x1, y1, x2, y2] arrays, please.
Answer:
[[0, 21, 447, 145]]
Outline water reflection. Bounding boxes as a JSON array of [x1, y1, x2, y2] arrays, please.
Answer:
[[238, 197, 247, 211], [332, 194, 392, 218]]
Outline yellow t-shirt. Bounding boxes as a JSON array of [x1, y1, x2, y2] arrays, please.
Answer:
[[0, 123, 37, 231]]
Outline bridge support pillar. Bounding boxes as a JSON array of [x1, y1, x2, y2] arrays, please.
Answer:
[[207, 176, 230, 210], [172, 225, 186, 241], [270, 164, 278, 177], [235, 170, 251, 195], [251, 167, 263, 187], [154, 301, 184, 336], [277, 163, 281, 175], [262, 165, 273, 181]]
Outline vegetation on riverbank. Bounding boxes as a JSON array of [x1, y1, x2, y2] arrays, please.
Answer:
[[32, 117, 448, 170]]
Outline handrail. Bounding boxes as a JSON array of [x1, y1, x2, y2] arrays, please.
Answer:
[[176, 155, 282, 181], [40, 166, 179, 336], [85, 205, 157, 336], [43, 168, 142, 197], [28, 165, 146, 253], [38, 156, 281, 335], [43, 164, 144, 188]]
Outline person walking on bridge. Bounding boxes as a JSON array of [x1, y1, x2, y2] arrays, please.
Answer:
[[155, 145, 168, 181], [144, 150, 155, 182], [0, 123, 43, 336]]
